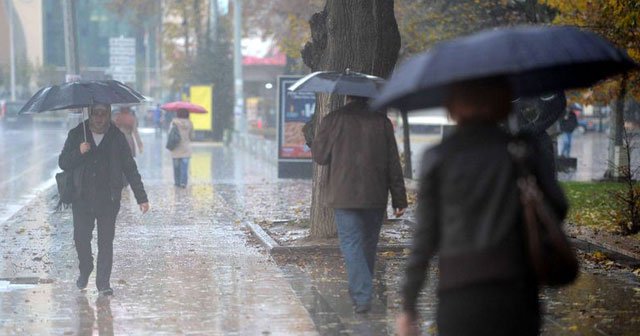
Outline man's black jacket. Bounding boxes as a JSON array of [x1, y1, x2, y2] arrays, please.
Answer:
[[59, 121, 148, 207]]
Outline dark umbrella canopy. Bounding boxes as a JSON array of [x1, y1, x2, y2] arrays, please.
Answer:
[[372, 25, 638, 111], [19, 80, 145, 114], [288, 70, 386, 98]]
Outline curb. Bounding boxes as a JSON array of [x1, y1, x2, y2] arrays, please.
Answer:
[[244, 220, 411, 255], [566, 225, 640, 266]]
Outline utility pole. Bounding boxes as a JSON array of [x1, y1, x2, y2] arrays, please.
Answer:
[[7, 0, 16, 101], [62, 0, 80, 80], [156, 0, 164, 101], [144, 29, 151, 95], [233, 0, 244, 132]]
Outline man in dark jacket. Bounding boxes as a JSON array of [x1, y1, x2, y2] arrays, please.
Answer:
[[312, 96, 407, 313], [59, 104, 149, 296], [559, 104, 579, 157]]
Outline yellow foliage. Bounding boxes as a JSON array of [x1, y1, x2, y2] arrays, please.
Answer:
[[592, 251, 608, 262], [542, 0, 640, 101]]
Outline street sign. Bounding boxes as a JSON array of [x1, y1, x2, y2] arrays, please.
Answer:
[[65, 74, 81, 83], [109, 37, 136, 84]]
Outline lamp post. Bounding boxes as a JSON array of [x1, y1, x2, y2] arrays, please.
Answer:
[[8, 0, 16, 101], [233, 0, 244, 133]]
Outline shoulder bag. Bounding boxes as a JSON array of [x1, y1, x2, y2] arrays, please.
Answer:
[[166, 123, 181, 150], [508, 138, 579, 286]]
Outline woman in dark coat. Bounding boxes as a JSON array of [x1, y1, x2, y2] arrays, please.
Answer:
[[396, 79, 568, 336]]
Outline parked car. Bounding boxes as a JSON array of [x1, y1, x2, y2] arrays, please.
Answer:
[[407, 108, 455, 135], [0, 100, 32, 128]]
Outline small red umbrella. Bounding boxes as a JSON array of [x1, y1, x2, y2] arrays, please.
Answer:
[[161, 101, 207, 114]]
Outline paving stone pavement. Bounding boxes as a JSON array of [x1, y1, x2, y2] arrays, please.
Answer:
[[0, 140, 317, 335]]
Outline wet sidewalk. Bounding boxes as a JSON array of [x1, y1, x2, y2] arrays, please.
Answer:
[[0, 134, 316, 335], [3, 129, 640, 335]]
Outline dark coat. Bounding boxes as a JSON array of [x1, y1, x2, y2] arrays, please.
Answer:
[[59, 121, 148, 207], [311, 101, 407, 209], [401, 124, 568, 314], [559, 110, 578, 133]]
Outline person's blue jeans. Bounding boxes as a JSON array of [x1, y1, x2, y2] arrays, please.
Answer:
[[561, 132, 572, 157], [172, 158, 189, 187], [334, 208, 385, 306]]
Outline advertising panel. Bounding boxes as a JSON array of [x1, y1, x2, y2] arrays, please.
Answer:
[[278, 76, 315, 160], [189, 85, 213, 131]]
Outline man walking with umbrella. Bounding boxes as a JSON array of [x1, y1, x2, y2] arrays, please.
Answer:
[[59, 103, 149, 296], [311, 95, 407, 314]]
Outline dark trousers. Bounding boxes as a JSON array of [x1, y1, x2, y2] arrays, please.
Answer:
[[437, 281, 540, 336], [72, 203, 120, 290]]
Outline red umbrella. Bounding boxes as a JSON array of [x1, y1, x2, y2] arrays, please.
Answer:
[[161, 101, 207, 114]]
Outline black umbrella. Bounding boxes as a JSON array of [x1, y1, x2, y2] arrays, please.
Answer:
[[372, 25, 638, 111], [19, 80, 145, 114], [288, 69, 385, 98], [19, 80, 145, 142]]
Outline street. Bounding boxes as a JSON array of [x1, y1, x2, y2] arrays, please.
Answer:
[[0, 124, 67, 224]]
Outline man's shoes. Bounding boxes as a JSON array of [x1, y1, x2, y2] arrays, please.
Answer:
[[98, 288, 114, 296], [354, 303, 371, 314], [76, 274, 90, 290]]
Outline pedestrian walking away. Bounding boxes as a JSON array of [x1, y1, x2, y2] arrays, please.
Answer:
[[153, 104, 163, 137], [168, 109, 195, 188], [559, 103, 580, 157], [59, 103, 150, 296], [114, 106, 144, 158], [395, 79, 568, 336], [311, 95, 407, 314]]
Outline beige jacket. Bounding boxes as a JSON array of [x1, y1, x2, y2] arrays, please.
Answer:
[[170, 118, 194, 158]]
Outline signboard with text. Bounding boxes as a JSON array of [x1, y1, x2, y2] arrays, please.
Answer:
[[277, 76, 315, 178], [109, 37, 136, 84]]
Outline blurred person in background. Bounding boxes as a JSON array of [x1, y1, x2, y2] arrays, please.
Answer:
[[113, 106, 143, 158], [169, 109, 194, 188], [559, 103, 580, 157]]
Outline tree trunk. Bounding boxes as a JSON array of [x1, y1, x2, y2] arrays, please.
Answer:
[[606, 74, 628, 179], [302, 0, 401, 239]]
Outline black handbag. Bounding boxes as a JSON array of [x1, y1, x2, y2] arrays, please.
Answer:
[[55, 170, 74, 208], [508, 139, 579, 286], [165, 124, 181, 150]]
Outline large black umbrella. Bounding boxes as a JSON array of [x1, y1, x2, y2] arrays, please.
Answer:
[[372, 25, 638, 111], [19, 80, 145, 114], [288, 69, 385, 98], [19, 80, 145, 142]]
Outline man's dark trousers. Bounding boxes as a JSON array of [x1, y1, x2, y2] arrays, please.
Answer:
[[72, 203, 120, 290]]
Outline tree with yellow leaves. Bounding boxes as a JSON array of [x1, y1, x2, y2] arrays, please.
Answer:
[[543, 0, 640, 103], [544, 0, 640, 233]]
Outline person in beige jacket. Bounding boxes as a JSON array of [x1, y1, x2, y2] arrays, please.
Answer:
[[169, 109, 194, 187]]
